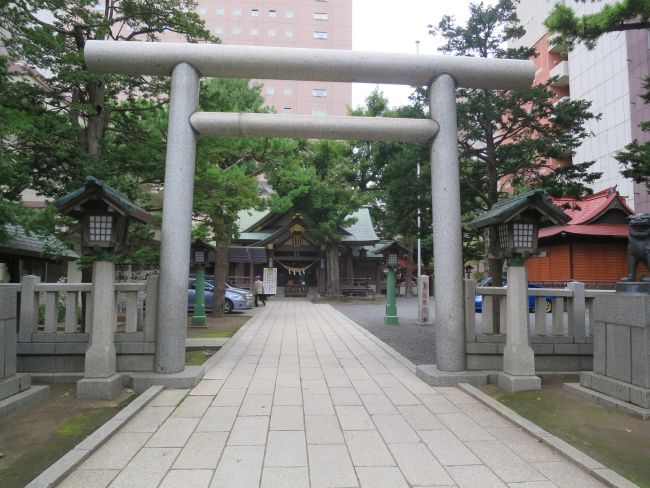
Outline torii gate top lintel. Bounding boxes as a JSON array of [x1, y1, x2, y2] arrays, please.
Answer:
[[84, 41, 534, 91]]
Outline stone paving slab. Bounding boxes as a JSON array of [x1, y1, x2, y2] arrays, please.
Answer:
[[59, 301, 615, 488]]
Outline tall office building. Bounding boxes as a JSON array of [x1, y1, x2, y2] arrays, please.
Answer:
[[512, 0, 650, 212], [165, 0, 353, 116]]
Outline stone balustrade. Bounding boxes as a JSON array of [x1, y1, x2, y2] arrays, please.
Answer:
[[463, 279, 615, 371], [10, 275, 159, 377]]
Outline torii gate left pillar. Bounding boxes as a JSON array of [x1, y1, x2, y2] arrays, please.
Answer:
[[155, 63, 200, 373]]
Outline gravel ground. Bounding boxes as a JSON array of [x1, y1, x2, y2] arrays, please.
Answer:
[[332, 296, 438, 365]]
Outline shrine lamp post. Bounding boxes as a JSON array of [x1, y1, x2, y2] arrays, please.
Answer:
[[470, 190, 569, 392], [55, 177, 153, 399], [191, 239, 213, 326], [378, 241, 409, 326]]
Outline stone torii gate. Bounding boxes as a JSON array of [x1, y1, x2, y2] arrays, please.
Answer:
[[84, 42, 534, 380]]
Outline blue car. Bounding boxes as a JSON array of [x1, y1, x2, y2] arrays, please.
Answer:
[[474, 280, 552, 313], [188, 278, 253, 314]]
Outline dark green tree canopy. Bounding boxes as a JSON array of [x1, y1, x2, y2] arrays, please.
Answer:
[[0, 0, 214, 249], [545, 0, 650, 190], [0, 0, 215, 192], [545, 0, 650, 49], [430, 0, 600, 281]]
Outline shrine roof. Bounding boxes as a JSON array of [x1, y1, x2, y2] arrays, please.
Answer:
[[235, 206, 379, 246], [340, 207, 379, 245], [469, 189, 569, 230], [539, 223, 629, 239], [550, 188, 633, 225], [0, 224, 78, 260]]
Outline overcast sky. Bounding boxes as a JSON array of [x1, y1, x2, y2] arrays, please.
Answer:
[[351, 0, 492, 109]]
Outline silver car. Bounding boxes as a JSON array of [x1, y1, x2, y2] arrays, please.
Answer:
[[188, 278, 253, 313]]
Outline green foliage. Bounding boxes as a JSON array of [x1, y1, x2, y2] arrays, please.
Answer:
[[269, 139, 364, 243], [430, 0, 599, 274], [0, 0, 215, 258], [193, 78, 301, 244], [194, 164, 258, 241], [348, 90, 432, 267], [545, 0, 650, 50], [544, 1, 650, 191]]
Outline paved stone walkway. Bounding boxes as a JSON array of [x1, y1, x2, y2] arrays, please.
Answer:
[[59, 302, 606, 488]]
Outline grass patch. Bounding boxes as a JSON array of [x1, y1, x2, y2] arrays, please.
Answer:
[[482, 383, 650, 487], [186, 349, 214, 366], [55, 408, 114, 437], [191, 329, 236, 338], [0, 400, 131, 488]]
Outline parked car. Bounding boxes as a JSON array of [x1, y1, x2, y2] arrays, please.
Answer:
[[188, 278, 254, 313], [474, 278, 552, 313]]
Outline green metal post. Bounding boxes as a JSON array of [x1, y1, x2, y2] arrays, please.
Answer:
[[192, 265, 206, 326], [384, 268, 399, 325]]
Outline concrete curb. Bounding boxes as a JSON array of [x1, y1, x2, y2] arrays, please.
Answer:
[[25, 385, 164, 488], [458, 383, 640, 488], [186, 337, 229, 349]]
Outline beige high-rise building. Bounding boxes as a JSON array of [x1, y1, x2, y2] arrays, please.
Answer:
[[165, 0, 352, 116]]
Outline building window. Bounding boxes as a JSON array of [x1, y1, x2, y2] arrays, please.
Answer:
[[268, 28, 277, 37], [214, 26, 224, 35], [198, 7, 207, 15], [250, 27, 259, 36], [313, 12, 328, 20], [285, 29, 294, 38], [284, 87, 293, 96], [312, 88, 327, 97], [266, 87, 275, 95], [293, 235, 301, 247], [232, 26, 241, 35], [286, 10, 294, 18], [251, 8, 259, 16], [283, 107, 293, 114], [313, 31, 328, 39], [233, 8, 241, 16], [216, 7, 225, 15], [268, 9, 277, 17], [312, 108, 327, 116]]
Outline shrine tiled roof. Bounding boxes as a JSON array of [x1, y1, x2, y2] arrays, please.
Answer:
[[340, 206, 379, 245], [539, 224, 629, 239], [469, 189, 570, 230], [235, 206, 379, 246], [0, 224, 78, 260], [549, 187, 633, 224]]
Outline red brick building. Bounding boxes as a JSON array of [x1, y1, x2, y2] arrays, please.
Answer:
[[526, 188, 647, 286]]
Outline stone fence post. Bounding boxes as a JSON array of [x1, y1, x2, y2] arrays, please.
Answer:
[[0, 288, 49, 421], [567, 281, 586, 342], [18, 275, 40, 343]]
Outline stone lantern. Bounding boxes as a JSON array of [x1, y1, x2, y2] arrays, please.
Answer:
[[55, 177, 154, 399], [470, 190, 569, 392], [190, 239, 215, 326]]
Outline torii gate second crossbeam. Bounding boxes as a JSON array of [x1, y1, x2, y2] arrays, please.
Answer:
[[84, 41, 535, 377]]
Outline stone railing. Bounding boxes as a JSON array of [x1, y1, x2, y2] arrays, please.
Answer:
[[11, 275, 159, 376], [463, 279, 615, 371]]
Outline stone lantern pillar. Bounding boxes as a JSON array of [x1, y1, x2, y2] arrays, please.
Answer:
[[470, 190, 570, 392], [55, 177, 154, 399]]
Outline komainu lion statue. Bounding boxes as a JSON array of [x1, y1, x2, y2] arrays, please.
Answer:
[[622, 213, 650, 282]]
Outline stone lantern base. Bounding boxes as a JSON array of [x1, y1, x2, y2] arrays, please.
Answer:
[[77, 374, 124, 401], [498, 373, 541, 393]]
